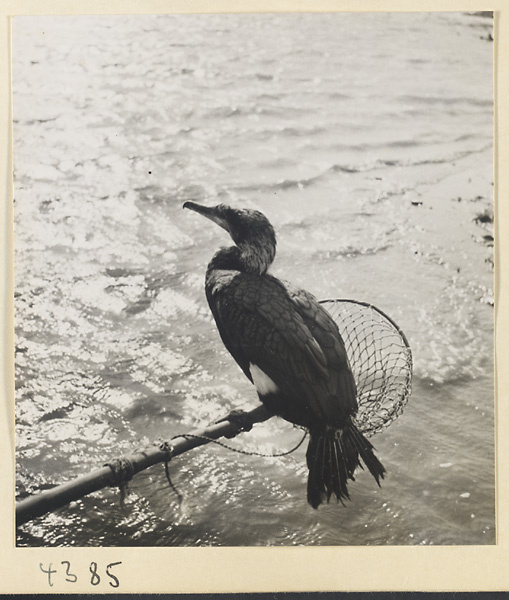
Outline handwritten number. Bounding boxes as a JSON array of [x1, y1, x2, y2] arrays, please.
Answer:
[[60, 560, 77, 583], [40, 560, 120, 587], [89, 562, 100, 586], [106, 561, 122, 588], [40, 563, 57, 587]]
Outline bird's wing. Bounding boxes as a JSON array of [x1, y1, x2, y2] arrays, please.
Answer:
[[285, 284, 358, 415], [207, 272, 356, 426]]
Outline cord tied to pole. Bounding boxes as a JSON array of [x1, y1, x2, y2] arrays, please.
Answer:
[[104, 457, 135, 506]]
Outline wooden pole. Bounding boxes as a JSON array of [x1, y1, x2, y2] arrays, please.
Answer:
[[16, 405, 272, 528]]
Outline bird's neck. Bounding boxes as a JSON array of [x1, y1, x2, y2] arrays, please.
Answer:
[[207, 240, 275, 276], [237, 238, 276, 275]]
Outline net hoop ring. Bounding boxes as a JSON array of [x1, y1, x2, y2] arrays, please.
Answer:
[[319, 298, 413, 437]]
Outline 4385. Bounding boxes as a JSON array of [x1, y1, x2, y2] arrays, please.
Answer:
[[39, 560, 122, 588]]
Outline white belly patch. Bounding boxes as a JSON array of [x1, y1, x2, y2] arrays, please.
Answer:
[[249, 363, 279, 396]]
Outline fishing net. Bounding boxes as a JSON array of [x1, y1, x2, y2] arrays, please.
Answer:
[[320, 299, 413, 437]]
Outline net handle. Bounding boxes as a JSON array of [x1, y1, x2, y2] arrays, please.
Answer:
[[319, 298, 412, 350]]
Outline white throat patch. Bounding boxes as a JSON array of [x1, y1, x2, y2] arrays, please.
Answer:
[[249, 363, 279, 396]]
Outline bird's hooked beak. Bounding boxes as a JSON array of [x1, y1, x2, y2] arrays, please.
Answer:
[[183, 201, 230, 234]]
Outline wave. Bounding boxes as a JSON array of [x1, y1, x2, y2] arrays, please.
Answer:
[[205, 103, 312, 120], [235, 142, 493, 196], [327, 92, 351, 101], [398, 94, 492, 108], [234, 163, 361, 193], [312, 244, 391, 260], [246, 124, 328, 142], [255, 73, 274, 81]]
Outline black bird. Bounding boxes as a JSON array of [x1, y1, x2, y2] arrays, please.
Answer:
[[184, 201, 385, 508]]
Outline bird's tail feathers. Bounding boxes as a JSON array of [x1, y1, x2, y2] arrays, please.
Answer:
[[306, 422, 386, 509], [346, 421, 386, 486]]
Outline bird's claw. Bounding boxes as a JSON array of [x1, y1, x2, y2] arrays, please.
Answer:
[[215, 409, 253, 437]]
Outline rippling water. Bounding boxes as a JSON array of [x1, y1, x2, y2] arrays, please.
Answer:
[[13, 12, 494, 546]]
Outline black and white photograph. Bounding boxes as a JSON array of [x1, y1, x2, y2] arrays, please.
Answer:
[[13, 11, 494, 549]]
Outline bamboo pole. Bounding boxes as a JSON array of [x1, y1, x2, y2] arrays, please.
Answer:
[[16, 405, 272, 527]]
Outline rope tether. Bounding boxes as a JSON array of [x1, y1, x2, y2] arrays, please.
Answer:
[[159, 428, 308, 504], [171, 428, 308, 458]]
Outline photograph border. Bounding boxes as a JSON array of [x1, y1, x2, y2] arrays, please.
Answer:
[[1, 0, 506, 593]]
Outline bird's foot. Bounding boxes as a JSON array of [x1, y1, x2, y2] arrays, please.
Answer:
[[216, 409, 253, 437]]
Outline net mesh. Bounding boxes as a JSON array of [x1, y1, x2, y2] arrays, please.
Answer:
[[320, 299, 413, 437]]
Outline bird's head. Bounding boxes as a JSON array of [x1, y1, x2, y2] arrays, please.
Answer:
[[183, 202, 277, 274]]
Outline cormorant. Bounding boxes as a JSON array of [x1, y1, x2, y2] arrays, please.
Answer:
[[184, 201, 385, 508]]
